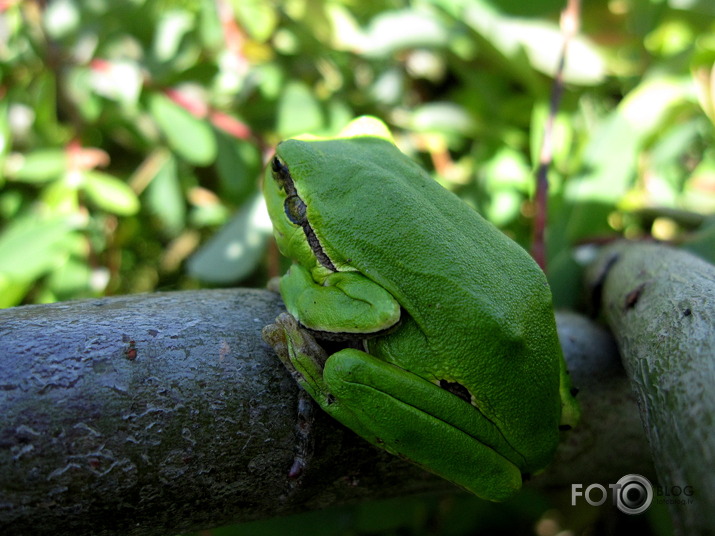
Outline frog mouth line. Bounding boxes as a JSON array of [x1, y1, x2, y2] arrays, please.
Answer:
[[271, 156, 338, 272], [301, 221, 337, 272]]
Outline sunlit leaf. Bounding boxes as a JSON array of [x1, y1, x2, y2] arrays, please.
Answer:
[[358, 8, 449, 58], [461, 2, 606, 85], [4, 149, 68, 183], [153, 9, 195, 62], [198, 0, 223, 50], [41, 178, 80, 213], [232, 0, 278, 42], [89, 61, 143, 108], [187, 194, 271, 284], [564, 75, 695, 220], [42, 0, 80, 39], [190, 202, 231, 228], [0, 216, 77, 281], [82, 171, 140, 215], [409, 103, 475, 136], [620, 76, 694, 133], [0, 275, 31, 308]]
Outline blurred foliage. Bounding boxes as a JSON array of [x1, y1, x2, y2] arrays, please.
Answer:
[[1, 0, 714, 309], [183, 490, 671, 536], [1, 0, 713, 533]]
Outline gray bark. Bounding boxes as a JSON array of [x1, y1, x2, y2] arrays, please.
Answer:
[[588, 241, 715, 535], [0, 288, 650, 535]]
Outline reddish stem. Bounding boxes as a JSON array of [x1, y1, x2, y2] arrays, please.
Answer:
[[532, 0, 581, 271]]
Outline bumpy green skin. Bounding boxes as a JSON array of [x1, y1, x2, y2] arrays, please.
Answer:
[[262, 134, 578, 501]]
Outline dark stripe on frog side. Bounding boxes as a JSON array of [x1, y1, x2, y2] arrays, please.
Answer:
[[302, 222, 337, 272], [271, 156, 337, 272]]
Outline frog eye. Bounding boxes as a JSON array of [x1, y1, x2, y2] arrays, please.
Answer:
[[284, 194, 307, 226]]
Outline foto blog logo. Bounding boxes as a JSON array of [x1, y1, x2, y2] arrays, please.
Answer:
[[571, 474, 654, 514]]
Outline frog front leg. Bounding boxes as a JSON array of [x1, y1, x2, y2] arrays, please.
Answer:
[[263, 313, 525, 502], [278, 263, 401, 335]]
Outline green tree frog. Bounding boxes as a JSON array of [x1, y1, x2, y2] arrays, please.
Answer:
[[262, 117, 579, 501]]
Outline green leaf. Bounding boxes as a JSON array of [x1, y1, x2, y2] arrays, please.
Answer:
[[187, 194, 271, 284], [145, 152, 185, 236], [562, 76, 693, 233], [0, 190, 22, 219], [409, 102, 475, 137], [0, 99, 8, 149], [460, 2, 605, 86], [215, 132, 260, 204], [0, 273, 30, 309], [4, 149, 68, 183], [0, 216, 77, 282], [153, 9, 195, 62], [147, 92, 217, 166], [231, 0, 278, 42], [684, 155, 715, 214], [360, 8, 450, 58], [33, 71, 67, 142], [276, 81, 324, 137], [89, 61, 143, 108], [47, 257, 100, 300], [65, 67, 103, 122], [479, 0, 564, 16], [42, 0, 80, 39], [198, 0, 223, 50], [0, 275, 31, 308], [576, 115, 639, 200], [82, 171, 140, 215], [41, 179, 80, 213]]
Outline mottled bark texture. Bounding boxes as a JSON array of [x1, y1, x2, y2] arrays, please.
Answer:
[[1, 288, 649, 535], [588, 241, 715, 535]]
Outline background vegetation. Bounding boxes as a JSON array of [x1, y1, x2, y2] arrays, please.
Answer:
[[1, 0, 714, 534]]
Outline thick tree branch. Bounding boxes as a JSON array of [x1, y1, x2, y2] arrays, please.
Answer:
[[1, 289, 650, 535], [587, 241, 715, 535]]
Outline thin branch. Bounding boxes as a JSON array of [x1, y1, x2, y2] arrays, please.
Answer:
[[587, 241, 715, 535], [0, 289, 651, 535], [532, 0, 581, 269]]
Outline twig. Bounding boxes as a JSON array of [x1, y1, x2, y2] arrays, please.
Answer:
[[532, 0, 581, 270]]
